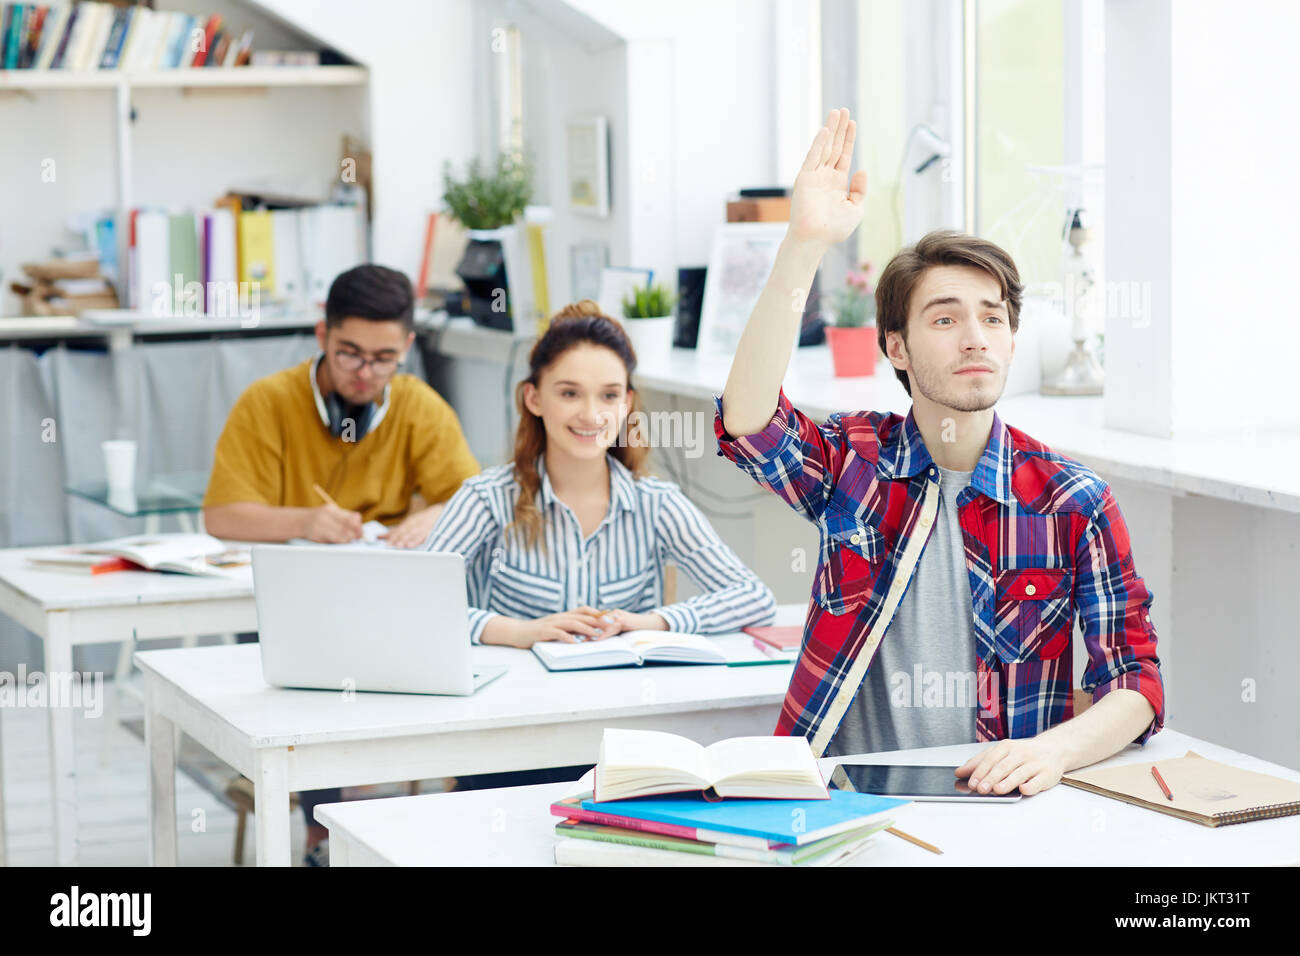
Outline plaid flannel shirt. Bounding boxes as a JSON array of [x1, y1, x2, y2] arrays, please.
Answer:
[[714, 388, 1164, 755]]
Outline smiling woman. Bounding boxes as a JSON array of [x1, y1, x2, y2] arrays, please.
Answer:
[[423, 298, 776, 793], [424, 299, 776, 652]]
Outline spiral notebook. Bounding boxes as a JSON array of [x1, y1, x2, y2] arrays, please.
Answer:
[[1062, 751, 1300, 827]]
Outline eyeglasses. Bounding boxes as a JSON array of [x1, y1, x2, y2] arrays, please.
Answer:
[[334, 349, 401, 375]]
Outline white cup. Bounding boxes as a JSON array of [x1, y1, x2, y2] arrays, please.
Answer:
[[102, 440, 137, 493]]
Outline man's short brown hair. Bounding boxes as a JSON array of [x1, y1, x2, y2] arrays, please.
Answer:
[[875, 230, 1023, 396]]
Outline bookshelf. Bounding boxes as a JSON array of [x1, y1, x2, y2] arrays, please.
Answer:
[[0, 61, 369, 318], [0, 64, 368, 90]]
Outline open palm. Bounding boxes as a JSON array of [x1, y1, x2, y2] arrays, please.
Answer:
[[789, 108, 868, 249]]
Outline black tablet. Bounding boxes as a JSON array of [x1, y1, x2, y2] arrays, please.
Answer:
[[829, 763, 1023, 802]]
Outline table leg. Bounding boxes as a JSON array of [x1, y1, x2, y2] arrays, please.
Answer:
[[144, 678, 178, 866], [45, 614, 79, 867], [252, 749, 292, 867]]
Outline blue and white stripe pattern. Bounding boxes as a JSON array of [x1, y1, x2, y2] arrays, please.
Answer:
[[424, 454, 777, 643]]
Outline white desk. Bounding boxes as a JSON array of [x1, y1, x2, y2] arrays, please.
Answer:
[[0, 549, 256, 866], [315, 728, 1300, 866], [135, 606, 802, 867]]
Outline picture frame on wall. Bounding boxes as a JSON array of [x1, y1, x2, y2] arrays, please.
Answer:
[[569, 240, 608, 303], [697, 222, 788, 355], [567, 115, 610, 218]]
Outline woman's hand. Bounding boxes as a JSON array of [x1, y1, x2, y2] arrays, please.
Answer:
[[591, 609, 670, 637], [484, 608, 611, 648]]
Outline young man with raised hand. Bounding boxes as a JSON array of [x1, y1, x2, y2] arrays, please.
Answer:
[[715, 108, 1164, 796]]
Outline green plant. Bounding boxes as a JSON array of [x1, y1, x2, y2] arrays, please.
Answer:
[[621, 282, 677, 319], [441, 151, 534, 230], [830, 262, 877, 328]]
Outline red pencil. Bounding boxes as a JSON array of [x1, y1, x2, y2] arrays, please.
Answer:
[[1151, 765, 1173, 800]]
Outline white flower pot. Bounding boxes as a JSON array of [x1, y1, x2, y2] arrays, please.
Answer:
[[621, 315, 675, 368]]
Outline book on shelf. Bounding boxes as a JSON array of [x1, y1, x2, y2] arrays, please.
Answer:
[[202, 208, 237, 311], [168, 212, 200, 292], [97, 4, 130, 70], [128, 200, 364, 315], [0, 3, 265, 73], [27, 533, 250, 577], [593, 728, 829, 802], [237, 209, 275, 292]]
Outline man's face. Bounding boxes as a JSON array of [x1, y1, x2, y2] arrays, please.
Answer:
[[886, 264, 1015, 413], [315, 318, 414, 406]]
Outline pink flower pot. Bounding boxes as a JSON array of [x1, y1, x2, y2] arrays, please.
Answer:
[[826, 325, 878, 377]]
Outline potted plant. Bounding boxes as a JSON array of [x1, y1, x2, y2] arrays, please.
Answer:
[[825, 262, 879, 377], [443, 152, 534, 330], [620, 281, 677, 366]]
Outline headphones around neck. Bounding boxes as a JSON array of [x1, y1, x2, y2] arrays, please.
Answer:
[[324, 391, 377, 441], [311, 352, 391, 443]]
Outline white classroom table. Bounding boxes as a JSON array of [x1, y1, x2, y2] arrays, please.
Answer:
[[0, 548, 256, 866], [136, 605, 804, 867], [315, 728, 1300, 866]]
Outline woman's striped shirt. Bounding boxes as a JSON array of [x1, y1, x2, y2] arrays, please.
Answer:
[[423, 453, 776, 642]]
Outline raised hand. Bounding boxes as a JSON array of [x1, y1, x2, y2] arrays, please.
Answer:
[[788, 107, 869, 251]]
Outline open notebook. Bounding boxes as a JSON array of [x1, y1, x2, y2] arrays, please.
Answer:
[[28, 534, 249, 577], [1062, 751, 1300, 827], [532, 631, 777, 671]]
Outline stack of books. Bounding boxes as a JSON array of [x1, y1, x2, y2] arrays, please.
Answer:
[[550, 729, 909, 867], [10, 254, 117, 316]]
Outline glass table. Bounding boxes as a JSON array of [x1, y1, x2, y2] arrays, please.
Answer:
[[64, 471, 209, 531]]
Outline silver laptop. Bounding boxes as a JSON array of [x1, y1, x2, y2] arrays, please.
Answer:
[[252, 545, 507, 695]]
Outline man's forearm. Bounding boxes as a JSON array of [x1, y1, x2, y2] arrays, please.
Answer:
[[203, 502, 309, 542], [1037, 688, 1158, 771], [721, 238, 826, 437]]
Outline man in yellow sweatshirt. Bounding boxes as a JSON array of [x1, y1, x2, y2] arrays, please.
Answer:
[[203, 264, 479, 549]]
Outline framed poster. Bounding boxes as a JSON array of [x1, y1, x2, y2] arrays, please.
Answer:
[[697, 222, 788, 355], [567, 115, 610, 218], [569, 240, 608, 303]]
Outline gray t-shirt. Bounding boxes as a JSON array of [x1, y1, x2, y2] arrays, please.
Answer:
[[826, 464, 980, 757]]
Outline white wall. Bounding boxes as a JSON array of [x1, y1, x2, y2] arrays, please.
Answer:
[[1105, 0, 1300, 438], [504, 0, 783, 301], [248, 0, 478, 282]]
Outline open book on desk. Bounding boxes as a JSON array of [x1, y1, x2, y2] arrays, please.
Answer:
[[27, 533, 250, 577], [532, 631, 783, 671], [593, 728, 828, 802]]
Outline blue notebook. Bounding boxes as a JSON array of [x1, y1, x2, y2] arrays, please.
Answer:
[[581, 790, 910, 846]]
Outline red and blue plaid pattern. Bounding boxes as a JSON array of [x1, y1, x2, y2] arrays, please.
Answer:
[[714, 389, 1164, 750]]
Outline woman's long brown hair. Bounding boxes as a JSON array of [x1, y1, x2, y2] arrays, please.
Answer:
[[507, 300, 651, 552]]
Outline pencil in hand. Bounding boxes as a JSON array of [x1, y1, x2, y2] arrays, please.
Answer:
[[312, 483, 339, 508]]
